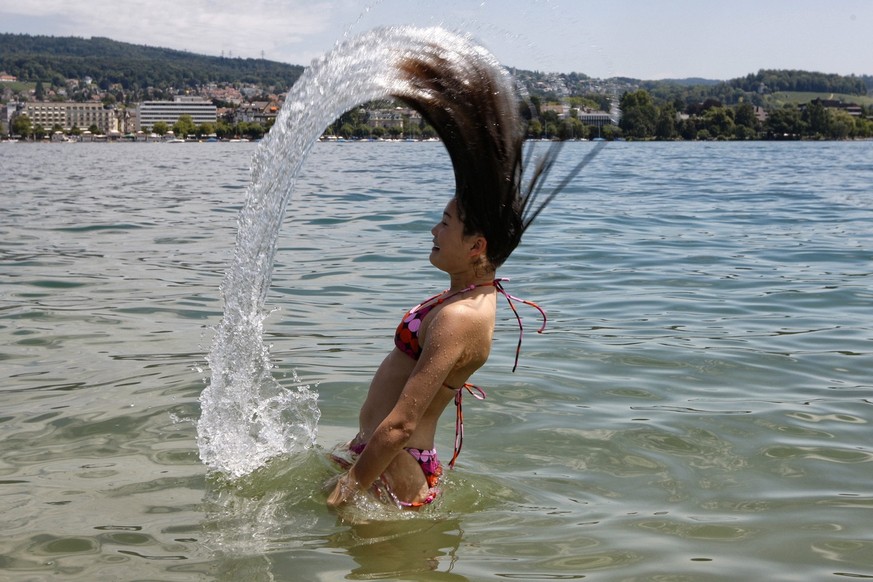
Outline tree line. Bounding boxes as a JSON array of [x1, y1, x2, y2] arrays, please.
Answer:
[[729, 69, 867, 95], [618, 90, 873, 140]]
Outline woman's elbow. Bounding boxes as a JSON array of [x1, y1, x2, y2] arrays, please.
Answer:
[[380, 418, 416, 446]]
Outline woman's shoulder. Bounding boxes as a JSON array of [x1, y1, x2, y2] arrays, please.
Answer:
[[430, 293, 495, 333], [422, 297, 494, 367]]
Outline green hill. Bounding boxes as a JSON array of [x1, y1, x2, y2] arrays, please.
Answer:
[[0, 33, 303, 95], [728, 69, 868, 95]]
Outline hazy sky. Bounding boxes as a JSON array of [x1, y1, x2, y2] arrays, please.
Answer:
[[2, 0, 871, 79]]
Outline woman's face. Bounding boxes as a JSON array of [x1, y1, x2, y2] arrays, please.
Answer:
[[429, 198, 477, 272]]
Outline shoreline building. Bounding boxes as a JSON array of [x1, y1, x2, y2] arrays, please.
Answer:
[[19, 102, 119, 134], [577, 108, 614, 128], [135, 96, 217, 130], [366, 107, 423, 136]]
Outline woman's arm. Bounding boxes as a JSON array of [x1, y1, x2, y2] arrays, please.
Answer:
[[327, 303, 481, 507]]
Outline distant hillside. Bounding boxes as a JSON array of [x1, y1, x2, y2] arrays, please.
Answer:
[[728, 69, 868, 95], [517, 67, 872, 110], [657, 77, 722, 87], [4, 32, 870, 110], [0, 33, 304, 94]]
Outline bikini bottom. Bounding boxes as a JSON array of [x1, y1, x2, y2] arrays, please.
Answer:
[[331, 441, 441, 508]]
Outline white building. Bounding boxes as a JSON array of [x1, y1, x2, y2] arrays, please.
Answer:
[[136, 96, 217, 129], [576, 108, 613, 128], [366, 107, 422, 133], [19, 102, 119, 133]]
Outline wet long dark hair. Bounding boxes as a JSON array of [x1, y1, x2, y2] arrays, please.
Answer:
[[391, 37, 603, 269]]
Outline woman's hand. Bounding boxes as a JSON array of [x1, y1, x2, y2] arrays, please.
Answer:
[[327, 472, 360, 508]]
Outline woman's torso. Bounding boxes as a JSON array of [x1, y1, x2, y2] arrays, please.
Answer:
[[357, 288, 497, 449]]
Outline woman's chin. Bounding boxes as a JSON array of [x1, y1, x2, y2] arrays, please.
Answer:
[[428, 249, 439, 265]]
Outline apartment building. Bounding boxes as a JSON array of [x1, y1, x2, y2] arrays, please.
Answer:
[[20, 101, 118, 133], [135, 96, 217, 129]]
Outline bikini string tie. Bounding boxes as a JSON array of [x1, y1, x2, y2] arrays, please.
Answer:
[[493, 278, 547, 372], [449, 383, 487, 469]]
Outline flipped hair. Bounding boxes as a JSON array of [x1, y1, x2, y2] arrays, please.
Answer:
[[391, 38, 603, 269]]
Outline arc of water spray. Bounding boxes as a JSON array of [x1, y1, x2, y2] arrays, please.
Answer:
[[197, 27, 514, 479]]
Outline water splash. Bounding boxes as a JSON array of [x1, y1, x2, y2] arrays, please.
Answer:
[[197, 27, 511, 479]]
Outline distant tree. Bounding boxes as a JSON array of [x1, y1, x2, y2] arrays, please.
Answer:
[[11, 114, 32, 138], [600, 124, 621, 140], [339, 123, 354, 138], [197, 122, 215, 137], [386, 125, 402, 139], [827, 109, 855, 139], [678, 117, 697, 140], [242, 122, 265, 140], [559, 117, 584, 140], [35, 80, 45, 100], [544, 121, 558, 138], [152, 121, 169, 136], [541, 109, 560, 128], [701, 98, 723, 111], [857, 117, 873, 139], [701, 107, 735, 139], [173, 114, 196, 137], [619, 90, 657, 138], [352, 124, 370, 139], [733, 125, 756, 140], [734, 102, 758, 130], [232, 121, 248, 138], [215, 120, 233, 139], [732, 102, 758, 139], [804, 100, 829, 137], [765, 105, 805, 139], [655, 103, 677, 140]]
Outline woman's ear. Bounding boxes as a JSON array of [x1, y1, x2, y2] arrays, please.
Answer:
[[469, 236, 487, 259]]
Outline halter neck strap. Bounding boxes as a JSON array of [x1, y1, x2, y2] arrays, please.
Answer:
[[416, 278, 547, 371], [492, 278, 547, 372]]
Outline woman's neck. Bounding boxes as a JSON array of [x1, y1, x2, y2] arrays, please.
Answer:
[[448, 269, 496, 292]]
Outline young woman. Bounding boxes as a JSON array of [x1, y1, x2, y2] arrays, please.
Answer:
[[327, 40, 599, 508]]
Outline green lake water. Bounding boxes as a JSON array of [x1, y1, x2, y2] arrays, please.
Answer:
[[1, 140, 872, 581]]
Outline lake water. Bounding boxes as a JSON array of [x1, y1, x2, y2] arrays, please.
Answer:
[[1, 140, 872, 581]]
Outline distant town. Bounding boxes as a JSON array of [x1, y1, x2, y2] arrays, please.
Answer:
[[1, 75, 292, 142], [0, 70, 627, 142], [1, 33, 871, 142]]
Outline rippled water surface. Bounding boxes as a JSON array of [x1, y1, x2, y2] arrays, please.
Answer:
[[2, 140, 872, 581]]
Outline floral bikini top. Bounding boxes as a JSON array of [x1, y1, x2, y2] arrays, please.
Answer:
[[393, 278, 546, 372]]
